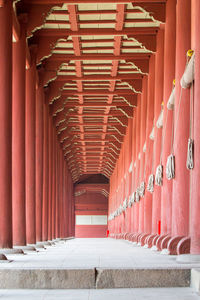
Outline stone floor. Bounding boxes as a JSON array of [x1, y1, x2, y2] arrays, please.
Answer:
[[0, 287, 199, 300], [2, 238, 200, 269], [0, 238, 200, 298]]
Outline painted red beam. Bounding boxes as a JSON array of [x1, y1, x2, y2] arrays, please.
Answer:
[[67, 130, 123, 135], [55, 46, 142, 52], [58, 68, 139, 73], [46, 19, 154, 25], [63, 122, 127, 127], [64, 103, 134, 108], [52, 9, 145, 16], [64, 122, 127, 127], [38, 27, 158, 37], [62, 90, 136, 95], [25, 0, 166, 4], [57, 74, 143, 81], [49, 53, 150, 61], [66, 112, 131, 117]]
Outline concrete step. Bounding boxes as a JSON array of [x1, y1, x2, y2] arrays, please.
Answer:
[[0, 287, 198, 300], [191, 268, 200, 293], [0, 267, 190, 289]]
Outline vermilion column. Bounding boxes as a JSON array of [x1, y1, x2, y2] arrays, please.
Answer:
[[48, 117, 53, 241], [25, 49, 36, 245], [42, 102, 49, 241], [161, 0, 176, 235], [131, 113, 136, 232], [59, 150, 64, 237], [138, 76, 148, 234], [190, 0, 200, 254], [51, 129, 56, 239], [144, 55, 155, 234], [55, 144, 60, 238], [12, 24, 26, 246], [127, 119, 133, 233], [35, 80, 44, 242], [171, 0, 191, 237], [152, 28, 164, 234], [134, 97, 141, 234], [0, 0, 12, 248]]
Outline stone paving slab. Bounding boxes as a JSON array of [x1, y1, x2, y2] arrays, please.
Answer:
[[96, 268, 190, 289], [0, 269, 95, 289], [0, 288, 199, 300], [1, 238, 200, 270], [0, 239, 199, 289]]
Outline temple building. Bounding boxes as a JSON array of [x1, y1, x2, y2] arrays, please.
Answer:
[[0, 0, 200, 298]]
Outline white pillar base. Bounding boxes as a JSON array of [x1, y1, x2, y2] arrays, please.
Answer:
[[176, 254, 200, 263]]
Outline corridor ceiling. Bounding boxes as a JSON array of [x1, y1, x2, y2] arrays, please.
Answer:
[[14, 0, 166, 182]]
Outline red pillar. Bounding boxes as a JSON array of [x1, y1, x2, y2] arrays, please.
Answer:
[[161, 0, 176, 236], [152, 28, 164, 234], [0, 0, 12, 248], [190, 0, 200, 254], [35, 79, 44, 242], [131, 114, 136, 233], [135, 97, 141, 234], [59, 150, 64, 237], [171, 0, 191, 238], [12, 23, 26, 246], [55, 144, 60, 238], [25, 49, 36, 245], [48, 116, 53, 241], [138, 76, 148, 234], [42, 102, 49, 241], [51, 129, 56, 240], [144, 55, 155, 234]]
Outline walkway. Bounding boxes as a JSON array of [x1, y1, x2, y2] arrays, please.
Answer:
[[0, 238, 199, 299], [2, 238, 200, 269]]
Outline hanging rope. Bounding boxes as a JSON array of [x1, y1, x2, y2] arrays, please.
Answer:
[[155, 103, 165, 186], [147, 174, 154, 193], [186, 81, 194, 169], [147, 119, 156, 193], [139, 145, 146, 197], [166, 80, 176, 180]]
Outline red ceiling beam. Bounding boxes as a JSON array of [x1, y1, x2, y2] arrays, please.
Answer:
[[51, 9, 144, 15], [57, 74, 143, 81], [62, 122, 127, 127], [63, 103, 134, 108], [48, 53, 150, 61], [46, 19, 154, 25], [62, 90, 136, 95], [38, 27, 158, 37], [25, 0, 166, 3]]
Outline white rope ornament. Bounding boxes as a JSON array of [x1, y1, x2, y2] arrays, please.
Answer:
[[155, 164, 163, 186], [139, 181, 145, 197], [136, 187, 140, 202], [186, 81, 194, 170], [128, 195, 132, 208], [147, 174, 154, 193], [166, 154, 175, 180]]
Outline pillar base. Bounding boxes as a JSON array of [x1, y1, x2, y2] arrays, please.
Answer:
[[36, 241, 51, 246], [0, 248, 24, 255], [13, 245, 37, 252], [151, 245, 158, 251], [28, 243, 46, 250], [160, 248, 170, 255], [167, 236, 184, 255], [176, 254, 200, 263], [0, 254, 8, 261]]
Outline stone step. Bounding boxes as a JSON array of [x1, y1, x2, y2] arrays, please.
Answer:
[[0, 287, 199, 300], [0, 268, 190, 289], [191, 268, 200, 293]]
